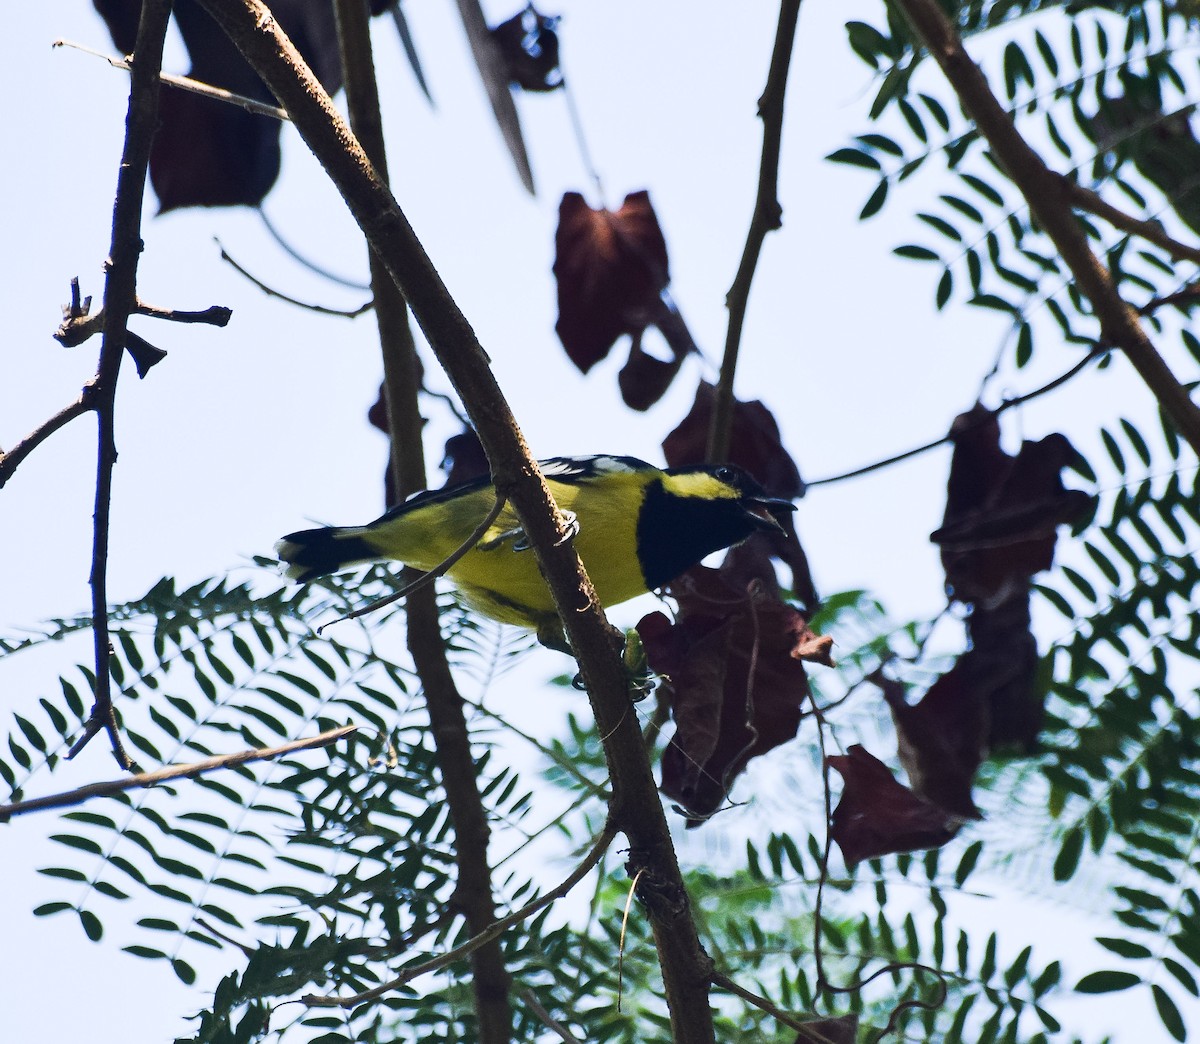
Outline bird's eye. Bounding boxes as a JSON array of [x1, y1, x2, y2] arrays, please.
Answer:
[[715, 465, 736, 483]]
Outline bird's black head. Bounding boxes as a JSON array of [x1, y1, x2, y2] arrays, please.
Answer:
[[636, 464, 796, 589]]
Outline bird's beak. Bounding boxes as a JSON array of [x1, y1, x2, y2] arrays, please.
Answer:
[[743, 496, 796, 534]]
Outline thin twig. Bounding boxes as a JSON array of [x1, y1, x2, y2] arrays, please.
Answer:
[[707, 0, 803, 463], [1061, 174, 1200, 266], [216, 240, 373, 317], [709, 970, 808, 1032], [316, 495, 507, 633], [519, 988, 585, 1044], [803, 348, 1105, 490], [302, 820, 616, 1008], [561, 77, 606, 207], [0, 726, 356, 820], [258, 208, 370, 290], [135, 300, 233, 327], [0, 388, 96, 489], [53, 38, 290, 121], [1139, 282, 1200, 316], [71, 0, 175, 770]]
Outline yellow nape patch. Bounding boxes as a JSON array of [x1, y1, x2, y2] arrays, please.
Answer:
[[662, 471, 741, 500]]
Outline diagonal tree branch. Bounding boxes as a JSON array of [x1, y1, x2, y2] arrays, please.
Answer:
[[0, 388, 96, 489], [332, 0, 512, 1037], [891, 0, 1200, 457], [1062, 174, 1200, 267], [194, 1, 717, 1037]]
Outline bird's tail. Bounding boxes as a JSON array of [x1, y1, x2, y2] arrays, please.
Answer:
[[275, 526, 380, 582]]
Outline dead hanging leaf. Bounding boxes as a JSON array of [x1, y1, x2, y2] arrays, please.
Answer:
[[617, 333, 687, 412], [640, 565, 830, 822], [827, 745, 960, 867], [967, 594, 1042, 753], [553, 190, 696, 408], [94, 0, 344, 211], [662, 383, 817, 607], [877, 667, 985, 821], [933, 405, 1092, 606], [490, 6, 562, 92]]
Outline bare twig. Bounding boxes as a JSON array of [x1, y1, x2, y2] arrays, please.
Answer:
[[70, 0, 175, 770], [710, 970, 808, 1032], [216, 240, 373, 317], [303, 821, 617, 1008], [707, 0, 803, 462], [893, 0, 1200, 457], [135, 300, 233, 327], [1062, 175, 1200, 267], [0, 388, 96, 489], [315, 494, 507, 632], [53, 38, 289, 121], [55, 289, 231, 349], [1139, 282, 1200, 316], [258, 208, 370, 290], [519, 988, 584, 1044], [0, 726, 356, 820], [804, 348, 1105, 490]]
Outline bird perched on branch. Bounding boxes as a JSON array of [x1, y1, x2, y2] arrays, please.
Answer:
[[276, 455, 794, 648]]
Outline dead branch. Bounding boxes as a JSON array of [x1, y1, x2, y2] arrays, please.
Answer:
[[0, 726, 357, 820]]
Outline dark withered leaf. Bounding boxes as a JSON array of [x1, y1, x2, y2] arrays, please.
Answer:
[[617, 332, 687, 412], [641, 566, 829, 822], [827, 744, 960, 866], [934, 405, 1092, 605], [490, 6, 562, 92], [553, 190, 670, 373], [878, 667, 985, 821]]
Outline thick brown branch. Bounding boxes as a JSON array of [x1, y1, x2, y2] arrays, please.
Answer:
[[333, 0, 512, 1036], [0, 726, 356, 820], [892, 0, 1200, 457], [304, 821, 617, 1009], [707, 0, 803, 462], [195, 1, 717, 1036], [75, 0, 175, 770]]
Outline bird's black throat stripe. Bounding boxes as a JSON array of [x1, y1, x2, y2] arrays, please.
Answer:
[[635, 478, 759, 590]]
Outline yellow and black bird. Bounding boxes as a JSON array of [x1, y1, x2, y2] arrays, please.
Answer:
[[276, 455, 794, 645]]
